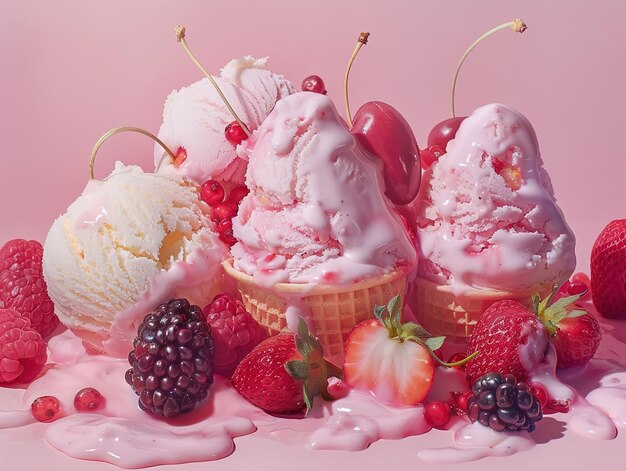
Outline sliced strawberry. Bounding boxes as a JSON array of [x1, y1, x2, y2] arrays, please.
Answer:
[[344, 295, 476, 407]]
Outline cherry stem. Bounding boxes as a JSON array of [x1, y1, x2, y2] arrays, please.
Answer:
[[174, 26, 251, 137], [344, 32, 370, 129], [451, 19, 527, 118], [89, 127, 176, 180]]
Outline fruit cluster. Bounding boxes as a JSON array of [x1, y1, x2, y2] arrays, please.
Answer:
[[199, 179, 249, 246], [468, 373, 543, 432]]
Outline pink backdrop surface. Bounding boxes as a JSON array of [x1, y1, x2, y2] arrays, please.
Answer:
[[2, 0, 626, 274]]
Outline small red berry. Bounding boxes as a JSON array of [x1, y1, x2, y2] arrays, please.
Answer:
[[301, 75, 327, 95], [31, 395, 61, 422], [213, 203, 238, 221], [225, 121, 248, 146], [447, 352, 468, 368], [173, 147, 187, 167], [227, 185, 250, 204], [449, 390, 473, 414], [74, 387, 104, 411], [424, 400, 451, 427], [420, 145, 445, 169], [217, 218, 237, 246], [200, 180, 225, 207]]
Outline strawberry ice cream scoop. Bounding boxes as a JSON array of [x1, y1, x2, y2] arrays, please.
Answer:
[[230, 92, 416, 285], [416, 103, 575, 293], [155, 57, 295, 185]]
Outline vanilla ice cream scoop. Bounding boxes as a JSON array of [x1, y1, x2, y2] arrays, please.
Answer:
[[155, 56, 295, 185], [43, 163, 227, 357], [416, 103, 576, 292]]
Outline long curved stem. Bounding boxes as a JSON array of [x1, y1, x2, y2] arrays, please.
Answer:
[[175, 26, 251, 137], [451, 19, 527, 117], [344, 32, 370, 129], [89, 127, 176, 180]]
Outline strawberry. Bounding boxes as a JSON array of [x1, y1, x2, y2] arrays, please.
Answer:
[[466, 299, 548, 385], [231, 318, 340, 414], [534, 288, 602, 369], [591, 219, 626, 318], [344, 295, 476, 406], [0, 239, 58, 337]]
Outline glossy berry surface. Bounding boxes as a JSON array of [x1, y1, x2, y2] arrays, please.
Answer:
[[225, 121, 248, 146], [0, 308, 47, 384], [424, 401, 451, 427], [126, 299, 215, 418], [591, 219, 626, 318], [203, 294, 264, 377], [74, 387, 104, 411], [427, 117, 466, 149], [200, 180, 225, 207], [217, 218, 237, 246], [0, 239, 58, 337], [212, 203, 238, 222], [301, 75, 327, 94], [468, 372, 542, 433], [31, 395, 61, 422]]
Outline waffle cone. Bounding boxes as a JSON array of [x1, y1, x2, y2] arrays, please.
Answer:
[[223, 259, 407, 364], [413, 276, 556, 340]]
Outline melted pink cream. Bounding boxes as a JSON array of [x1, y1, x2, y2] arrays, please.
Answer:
[[232, 92, 416, 286]]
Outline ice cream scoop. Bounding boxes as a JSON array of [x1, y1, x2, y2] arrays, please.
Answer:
[[415, 103, 576, 293], [43, 163, 227, 357], [155, 56, 295, 185], [231, 91, 416, 286]]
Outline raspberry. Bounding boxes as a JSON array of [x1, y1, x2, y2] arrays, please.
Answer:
[[125, 299, 215, 418], [0, 239, 58, 337], [0, 308, 47, 383], [203, 294, 264, 378]]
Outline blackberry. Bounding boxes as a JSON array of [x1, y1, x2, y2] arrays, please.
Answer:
[[467, 372, 543, 432], [125, 298, 215, 418]]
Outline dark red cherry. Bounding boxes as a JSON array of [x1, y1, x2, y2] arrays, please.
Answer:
[[427, 117, 466, 149], [301, 75, 327, 95], [351, 102, 421, 205]]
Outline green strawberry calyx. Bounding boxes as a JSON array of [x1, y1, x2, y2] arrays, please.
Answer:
[[284, 318, 343, 414], [532, 285, 588, 336], [374, 294, 479, 368]]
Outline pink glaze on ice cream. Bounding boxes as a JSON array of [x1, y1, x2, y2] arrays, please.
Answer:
[[155, 57, 295, 185], [231, 91, 416, 286], [416, 103, 576, 293]]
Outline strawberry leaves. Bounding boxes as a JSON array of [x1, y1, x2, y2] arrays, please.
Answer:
[[284, 318, 342, 413], [375, 294, 478, 367], [533, 285, 588, 336]]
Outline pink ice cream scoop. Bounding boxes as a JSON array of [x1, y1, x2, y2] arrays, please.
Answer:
[[230, 92, 416, 286], [416, 103, 576, 292], [155, 57, 295, 185]]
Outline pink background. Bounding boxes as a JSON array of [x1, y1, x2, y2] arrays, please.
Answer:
[[2, 0, 626, 274]]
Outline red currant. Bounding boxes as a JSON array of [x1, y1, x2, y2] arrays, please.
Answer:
[[31, 395, 61, 422], [201, 180, 225, 207], [424, 400, 451, 427], [225, 121, 248, 146], [301, 75, 327, 95], [528, 382, 549, 410], [213, 203, 238, 221], [227, 185, 250, 204], [420, 145, 445, 169], [74, 387, 104, 411], [217, 218, 237, 246]]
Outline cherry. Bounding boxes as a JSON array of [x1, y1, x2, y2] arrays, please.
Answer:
[[31, 395, 61, 422], [74, 387, 104, 411], [426, 117, 466, 150], [420, 145, 445, 170], [351, 102, 421, 205], [217, 218, 237, 246], [227, 185, 250, 204], [225, 121, 248, 146], [424, 400, 452, 427], [447, 352, 468, 369], [301, 75, 327, 95], [201, 179, 225, 207]]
